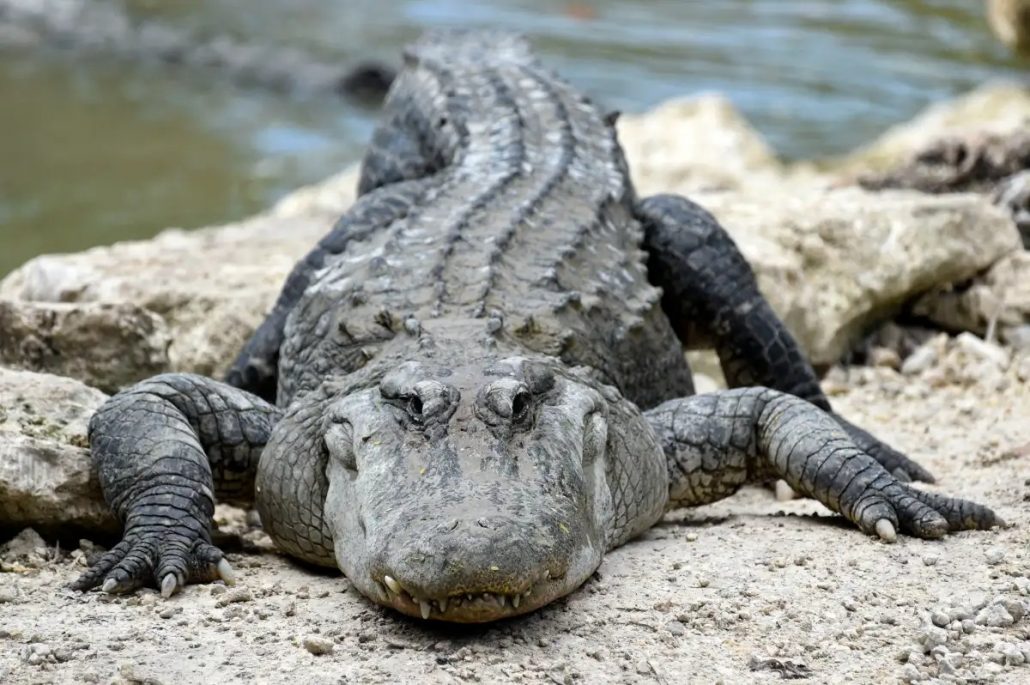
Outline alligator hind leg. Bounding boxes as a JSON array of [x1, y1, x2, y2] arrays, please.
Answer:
[[71, 374, 281, 596], [645, 389, 999, 538], [636, 193, 934, 483]]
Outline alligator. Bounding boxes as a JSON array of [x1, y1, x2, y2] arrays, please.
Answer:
[[72, 31, 1000, 623]]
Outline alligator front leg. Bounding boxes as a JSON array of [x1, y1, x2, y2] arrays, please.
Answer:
[[71, 374, 281, 596], [646, 389, 1000, 539], [636, 193, 933, 483]]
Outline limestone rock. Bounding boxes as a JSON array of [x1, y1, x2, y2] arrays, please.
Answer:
[[269, 166, 360, 221], [693, 187, 1021, 365], [994, 170, 1030, 246], [0, 300, 170, 393], [987, 0, 1030, 55], [617, 94, 791, 194], [912, 251, 1030, 348], [832, 84, 1030, 177], [0, 367, 115, 532], [0, 214, 330, 380], [858, 130, 1030, 195]]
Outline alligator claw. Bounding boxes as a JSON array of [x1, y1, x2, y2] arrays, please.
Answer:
[[875, 519, 897, 543], [217, 559, 237, 586], [70, 529, 230, 597], [160, 574, 178, 599]]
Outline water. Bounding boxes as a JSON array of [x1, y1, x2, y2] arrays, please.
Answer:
[[0, 0, 1026, 276]]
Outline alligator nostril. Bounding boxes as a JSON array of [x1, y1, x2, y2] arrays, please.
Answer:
[[477, 379, 533, 427], [511, 391, 529, 421], [408, 395, 424, 418]]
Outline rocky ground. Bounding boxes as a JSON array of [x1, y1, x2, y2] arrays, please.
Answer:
[[0, 83, 1028, 684], [1, 338, 1028, 684]]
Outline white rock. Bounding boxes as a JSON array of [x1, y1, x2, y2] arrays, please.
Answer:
[[617, 94, 789, 194], [0, 367, 115, 532], [918, 625, 949, 652], [902, 345, 938, 376], [975, 603, 1015, 627], [0, 301, 170, 393], [693, 187, 1020, 365], [985, 547, 1007, 565], [956, 333, 1010, 369], [832, 83, 1030, 176]]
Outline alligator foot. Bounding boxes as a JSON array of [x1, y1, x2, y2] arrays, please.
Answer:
[[649, 388, 1000, 539], [71, 532, 234, 597], [70, 373, 279, 596]]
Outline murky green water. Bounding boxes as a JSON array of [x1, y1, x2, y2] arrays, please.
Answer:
[[0, 0, 1026, 276]]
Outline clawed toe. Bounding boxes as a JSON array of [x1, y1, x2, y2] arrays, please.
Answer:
[[71, 531, 231, 598]]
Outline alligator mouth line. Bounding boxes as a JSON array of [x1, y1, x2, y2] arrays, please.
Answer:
[[375, 571, 559, 621]]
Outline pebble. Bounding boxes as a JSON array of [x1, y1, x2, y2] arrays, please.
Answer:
[[901, 346, 937, 375], [921, 553, 939, 567], [0, 587, 18, 603], [985, 547, 1005, 565], [956, 333, 1009, 368], [869, 347, 901, 369], [1017, 356, 1030, 382], [138, 592, 159, 607], [999, 642, 1026, 666], [22, 643, 52, 665], [899, 663, 923, 682], [685, 533, 698, 542], [975, 603, 1014, 628], [993, 596, 1025, 622], [302, 635, 334, 656], [665, 620, 685, 636], [930, 611, 950, 628], [918, 625, 948, 652], [215, 588, 252, 607]]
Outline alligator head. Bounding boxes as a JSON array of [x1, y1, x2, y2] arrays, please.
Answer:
[[321, 355, 615, 622]]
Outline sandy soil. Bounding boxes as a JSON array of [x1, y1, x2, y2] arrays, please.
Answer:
[[1, 346, 1028, 685]]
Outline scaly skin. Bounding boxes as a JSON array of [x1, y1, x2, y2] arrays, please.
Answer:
[[73, 31, 1000, 623]]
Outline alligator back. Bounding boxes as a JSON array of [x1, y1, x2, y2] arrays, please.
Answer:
[[279, 31, 694, 408]]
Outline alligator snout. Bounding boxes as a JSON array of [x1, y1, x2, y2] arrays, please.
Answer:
[[370, 513, 573, 622]]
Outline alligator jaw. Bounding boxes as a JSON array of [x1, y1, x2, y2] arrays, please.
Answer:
[[373, 571, 561, 623]]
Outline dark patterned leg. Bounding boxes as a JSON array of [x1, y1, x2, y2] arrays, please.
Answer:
[[637, 193, 934, 483], [646, 389, 999, 538], [71, 374, 281, 597]]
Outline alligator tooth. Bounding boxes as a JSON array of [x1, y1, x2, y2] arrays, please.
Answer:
[[438, 597, 448, 613], [467, 594, 474, 601], [512, 594, 521, 609], [383, 575, 402, 596], [419, 600, 432, 620]]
